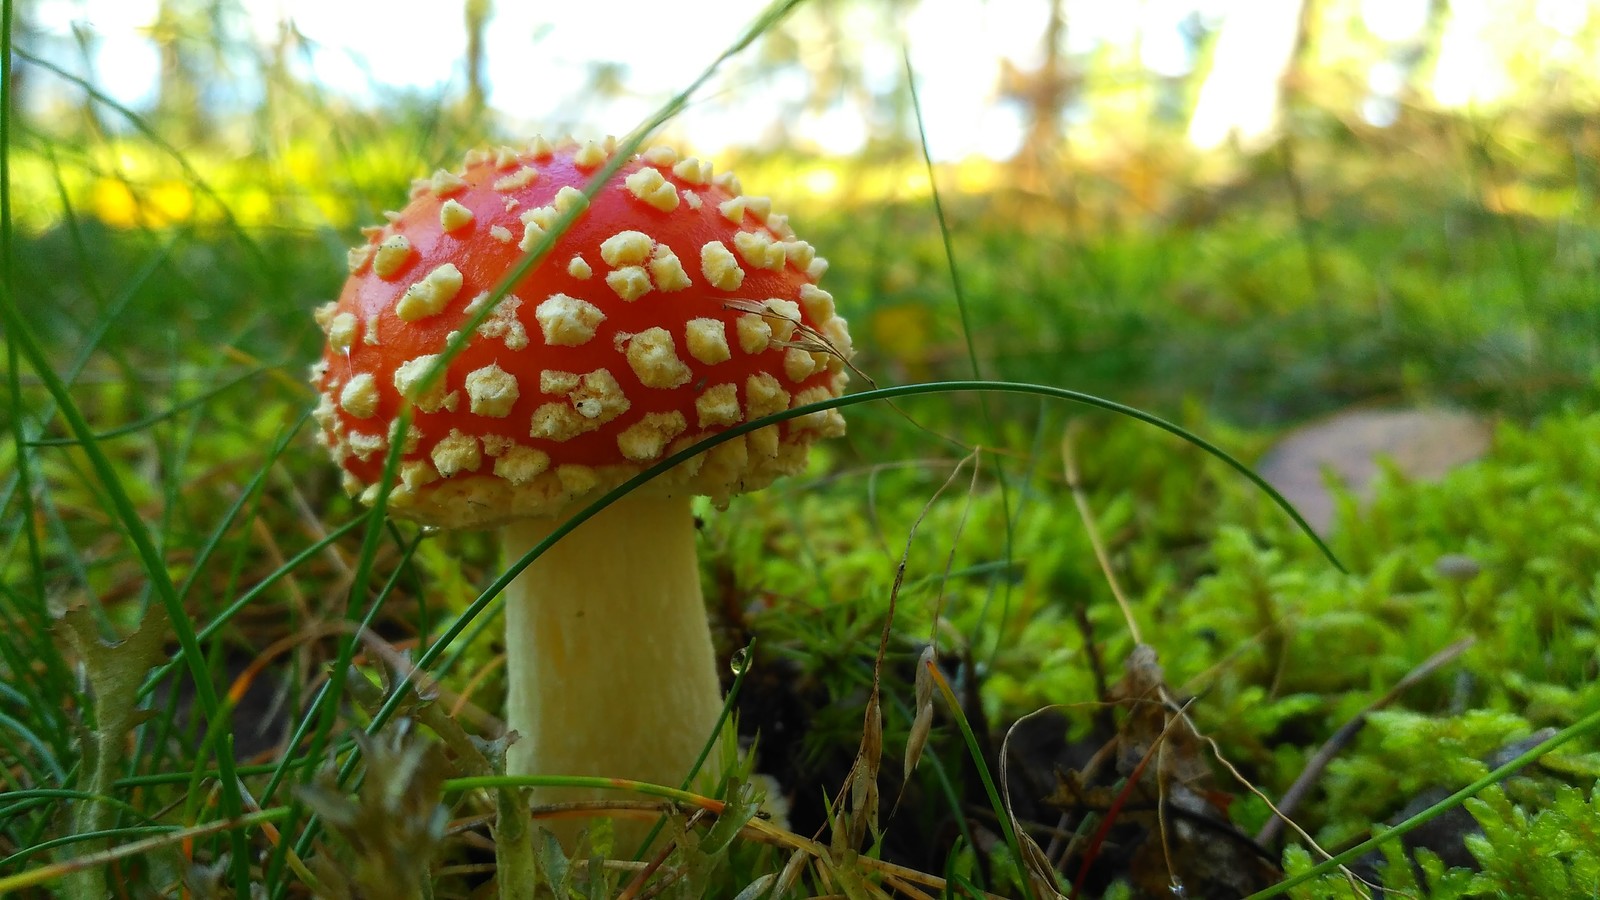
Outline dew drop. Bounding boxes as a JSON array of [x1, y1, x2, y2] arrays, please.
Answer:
[[729, 646, 751, 675]]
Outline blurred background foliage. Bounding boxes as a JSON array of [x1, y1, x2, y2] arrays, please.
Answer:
[[10, 0, 1600, 425]]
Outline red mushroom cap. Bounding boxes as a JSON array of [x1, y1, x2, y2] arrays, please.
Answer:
[[310, 138, 852, 529]]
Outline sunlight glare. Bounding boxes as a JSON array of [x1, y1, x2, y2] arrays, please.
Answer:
[[1186, 0, 1304, 151]]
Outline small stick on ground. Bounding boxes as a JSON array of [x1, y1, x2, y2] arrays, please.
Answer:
[[1257, 635, 1477, 846], [1060, 424, 1141, 643], [1071, 604, 1114, 735]]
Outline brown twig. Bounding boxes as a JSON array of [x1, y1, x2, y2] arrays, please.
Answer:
[[1071, 604, 1114, 736], [615, 811, 700, 900], [1069, 697, 1197, 899], [1256, 635, 1477, 846], [1060, 425, 1141, 643]]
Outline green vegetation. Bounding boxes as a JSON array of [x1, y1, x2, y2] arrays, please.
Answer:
[[4, 1, 1599, 897]]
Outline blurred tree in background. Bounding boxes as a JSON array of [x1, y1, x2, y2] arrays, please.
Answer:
[[12, 0, 1598, 213], [7, 0, 1598, 419]]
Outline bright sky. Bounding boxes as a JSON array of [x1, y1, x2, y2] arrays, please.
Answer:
[[24, 0, 1211, 159], [24, 0, 1599, 159]]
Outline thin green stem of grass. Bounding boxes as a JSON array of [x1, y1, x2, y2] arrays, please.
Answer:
[[903, 48, 1019, 674], [0, 282, 254, 893], [137, 513, 363, 697], [261, 527, 425, 886], [13, 49, 269, 273], [144, 337, 207, 622], [1245, 702, 1600, 899], [0, 232, 179, 520], [881, 683, 984, 891], [135, 412, 307, 775], [0, 605, 72, 768], [0, 789, 150, 823], [633, 637, 760, 858], [443, 775, 721, 809], [25, 366, 272, 446], [1, 340, 49, 669], [0, 710, 66, 785], [116, 758, 324, 789], [2, 0, 12, 268], [924, 658, 1038, 900], [0, 808, 292, 894], [0, 230, 180, 744], [178, 413, 306, 607], [1, 826, 178, 869], [40, 141, 112, 306], [0, 548, 70, 758], [429, 582, 506, 682]]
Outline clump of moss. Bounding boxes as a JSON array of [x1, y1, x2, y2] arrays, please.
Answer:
[[712, 402, 1600, 896]]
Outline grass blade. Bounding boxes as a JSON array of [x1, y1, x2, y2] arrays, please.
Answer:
[[0, 284, 254, 893], [1245, 703, 1600, 899]]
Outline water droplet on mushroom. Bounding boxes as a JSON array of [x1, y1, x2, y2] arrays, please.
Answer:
[[418, 524, 442, 538], [729, 646, 751, 675]]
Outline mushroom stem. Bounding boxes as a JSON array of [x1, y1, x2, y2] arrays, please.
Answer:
[[499, 493, 724, 850]]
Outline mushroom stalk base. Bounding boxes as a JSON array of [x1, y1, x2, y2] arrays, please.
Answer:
[[500, 494, 724, 851]]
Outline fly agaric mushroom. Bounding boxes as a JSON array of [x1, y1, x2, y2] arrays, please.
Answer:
[[309, 137, 851, 846]]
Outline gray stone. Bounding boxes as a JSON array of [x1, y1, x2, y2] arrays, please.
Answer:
[[1256, 408, 1493, 535]]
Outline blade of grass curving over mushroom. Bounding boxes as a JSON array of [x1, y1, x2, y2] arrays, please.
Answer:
[[362, 377, 1343, 746], [305, 379, 1336, 894], [400, 0, 813, 418], [392, 0, 814, 420]]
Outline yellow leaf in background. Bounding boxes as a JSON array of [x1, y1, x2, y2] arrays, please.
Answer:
[[90, 178, 139, 228], [145, 180, 194, 226], [232, 186, 275, 225], [88, 178, 194, 228], [284, 143, 321, 183]]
